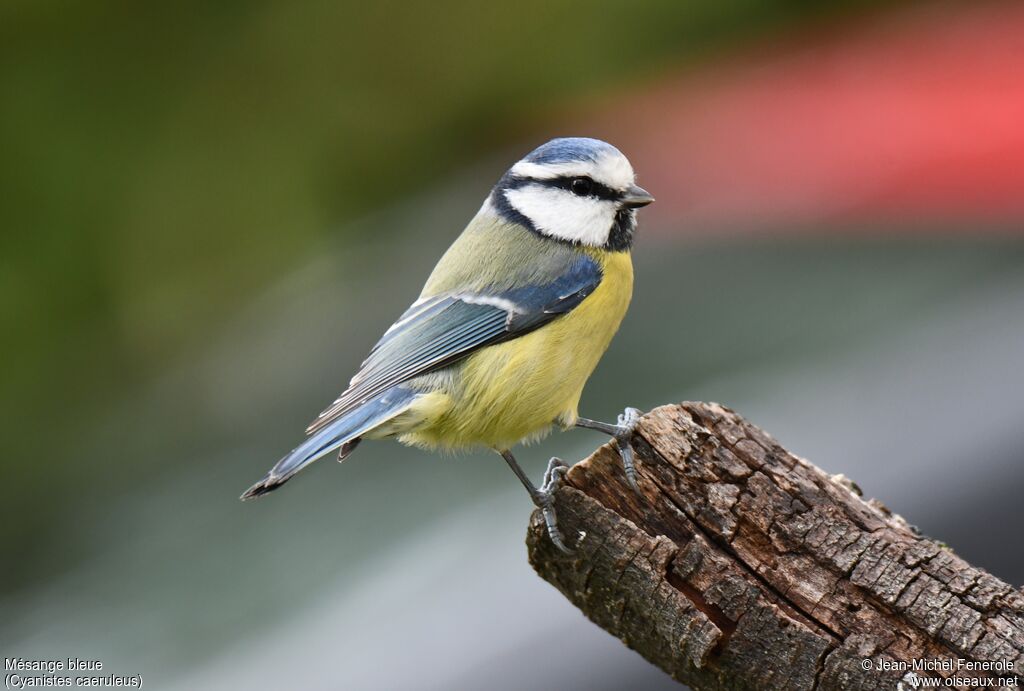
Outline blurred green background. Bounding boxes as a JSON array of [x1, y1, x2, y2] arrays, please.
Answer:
[[4, 1, 1023, 689]]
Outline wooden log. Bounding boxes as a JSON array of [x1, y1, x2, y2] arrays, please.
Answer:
[[526, 402, 1024, 690]]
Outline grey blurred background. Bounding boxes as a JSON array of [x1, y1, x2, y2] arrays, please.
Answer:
[[3, 1, 1023, 689]]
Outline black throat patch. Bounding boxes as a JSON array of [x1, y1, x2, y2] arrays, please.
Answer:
[[607, 207, 637, 252]]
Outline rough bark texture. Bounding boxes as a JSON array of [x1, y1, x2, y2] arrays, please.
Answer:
[[526, 402, 1024, 690]]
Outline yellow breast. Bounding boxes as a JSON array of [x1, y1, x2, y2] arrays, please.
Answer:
[[398, 250, 633, 451]]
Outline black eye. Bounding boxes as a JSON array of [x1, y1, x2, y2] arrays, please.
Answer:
[[570, 177, 593, 196]]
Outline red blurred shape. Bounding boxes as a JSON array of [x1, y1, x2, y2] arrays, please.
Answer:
[[599, 3, 1024, 235]]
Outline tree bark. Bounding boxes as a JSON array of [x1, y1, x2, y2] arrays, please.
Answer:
[[526, 402, 1024, 690]]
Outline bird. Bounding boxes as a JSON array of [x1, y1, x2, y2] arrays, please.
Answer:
[[242, 137, 654, 552]]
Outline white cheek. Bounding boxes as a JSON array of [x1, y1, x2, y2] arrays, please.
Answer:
[[504, 186, 616, 246]]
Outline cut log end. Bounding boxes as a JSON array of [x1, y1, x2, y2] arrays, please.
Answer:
[[526, 402, 1024, 690]]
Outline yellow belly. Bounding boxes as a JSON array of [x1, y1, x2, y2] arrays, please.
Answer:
[[390, 250, 633, 451]]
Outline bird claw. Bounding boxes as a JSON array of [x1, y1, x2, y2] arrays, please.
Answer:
[[614, 407, 643, 494], [535, 457, 572, 553], [575, 407, 645, 495]]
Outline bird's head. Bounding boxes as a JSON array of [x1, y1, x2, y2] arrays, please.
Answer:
[[488, 137, 653, 251]]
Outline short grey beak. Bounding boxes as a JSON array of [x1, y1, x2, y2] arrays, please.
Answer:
[[622, 184, 654, 208]]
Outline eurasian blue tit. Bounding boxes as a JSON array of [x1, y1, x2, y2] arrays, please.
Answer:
[[243, 137, 654, 551]]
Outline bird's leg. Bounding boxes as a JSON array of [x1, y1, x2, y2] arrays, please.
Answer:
[[499, 450, 571, 553], [575, 407, 643, 493]]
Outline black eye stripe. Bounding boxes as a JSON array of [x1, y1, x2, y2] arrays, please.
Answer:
[[499, 173, 621, 201], [544, 176, 620, 201]]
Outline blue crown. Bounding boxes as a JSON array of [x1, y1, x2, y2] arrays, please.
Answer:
[[522, 137, 621, 165]]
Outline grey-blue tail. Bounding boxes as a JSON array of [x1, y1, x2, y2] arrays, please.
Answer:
[[240, 387, 416, 500]]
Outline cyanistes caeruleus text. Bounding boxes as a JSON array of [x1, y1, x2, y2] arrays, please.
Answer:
[[242, 137, 654, 551]]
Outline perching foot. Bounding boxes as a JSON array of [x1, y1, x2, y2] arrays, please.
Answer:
[[535, 457, 571, 553], [614, 407, 642, 493], [499, 451, 573, 553], [575, 407, 644, 494]]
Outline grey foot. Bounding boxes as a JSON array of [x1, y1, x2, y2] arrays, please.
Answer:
[[534, 457, 571, 554], [499, 450, 573, 553], [615, 407, 642, 493], [576, 407, 644, 494]]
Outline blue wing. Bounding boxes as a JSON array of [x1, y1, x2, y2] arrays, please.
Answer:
[[306, 253, 603, 434], [241, 251, 601, 500]]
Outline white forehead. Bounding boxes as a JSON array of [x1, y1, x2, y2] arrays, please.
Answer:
[[509, 149, 636, 191]]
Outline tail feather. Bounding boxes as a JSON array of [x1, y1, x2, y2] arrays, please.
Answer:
[[241, 388, 415, 500]]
